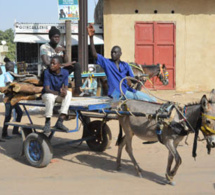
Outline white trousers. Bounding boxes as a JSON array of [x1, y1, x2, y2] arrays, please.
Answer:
[[42, 91, 72, 118]]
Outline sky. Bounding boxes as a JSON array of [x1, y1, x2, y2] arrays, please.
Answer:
[[0, 0, 98, 31]]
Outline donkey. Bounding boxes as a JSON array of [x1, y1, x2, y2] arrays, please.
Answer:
[[100, 63, 169, 96], [116, 91, 215, 184], [129, 63, 169, 90]]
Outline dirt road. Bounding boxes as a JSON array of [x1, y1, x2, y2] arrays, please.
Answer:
[[0, 91, 215, 194]]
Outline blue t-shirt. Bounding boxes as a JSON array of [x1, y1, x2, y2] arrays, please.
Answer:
[[42, 68, 69, 94], [4, 72, 14, 85], [96, 54, 135, 97]]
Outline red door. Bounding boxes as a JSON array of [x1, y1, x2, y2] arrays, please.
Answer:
[[135, 22, 175, 89]]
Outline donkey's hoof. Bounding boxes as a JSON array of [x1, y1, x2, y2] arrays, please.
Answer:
[[136, 169, 143, 178], [168, 181, 176, 186], [137, 172, 143, 178], [165, 174, 173, 181], [165, 173, 175, 186]]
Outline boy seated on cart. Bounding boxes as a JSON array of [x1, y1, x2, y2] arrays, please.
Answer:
[[42, 55, 72, 133]]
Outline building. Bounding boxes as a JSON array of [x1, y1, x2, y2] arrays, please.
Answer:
[[101, 0, 215, 91], [14, 22, 104, 75]]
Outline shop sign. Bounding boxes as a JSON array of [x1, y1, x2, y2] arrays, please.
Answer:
[[15, 23, 78, 34], [58, 0, 79, 21]]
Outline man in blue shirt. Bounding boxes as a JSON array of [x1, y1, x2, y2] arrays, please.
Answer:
[[42, 55, 72, 133], [87, 24, 156, 102]]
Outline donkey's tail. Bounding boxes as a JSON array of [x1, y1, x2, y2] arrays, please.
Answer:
[[116, 123, 123, 146]]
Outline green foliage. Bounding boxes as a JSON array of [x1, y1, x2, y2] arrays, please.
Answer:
[[0, 28, 15, 61]]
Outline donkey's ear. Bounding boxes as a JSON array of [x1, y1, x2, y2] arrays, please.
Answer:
[[201, 95, 208, 110], [209, 89, 215, 103], [211, 89, 215, 93]]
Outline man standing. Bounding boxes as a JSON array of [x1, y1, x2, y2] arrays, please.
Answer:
[[1, 57, 23, 139], [87, 24, 156, 102], [40, 26, 82, 96]]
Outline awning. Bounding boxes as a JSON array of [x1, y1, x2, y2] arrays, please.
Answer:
[[14, 34, 48, 43], [14, 34, 104, 45]]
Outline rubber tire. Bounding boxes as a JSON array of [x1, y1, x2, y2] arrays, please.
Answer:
[[24, 133, 53, 168], [86, 120, 112, 152]]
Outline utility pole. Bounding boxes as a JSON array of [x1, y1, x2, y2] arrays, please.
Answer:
[[78, 0, 88, 72], [65, 20, 72, 62]]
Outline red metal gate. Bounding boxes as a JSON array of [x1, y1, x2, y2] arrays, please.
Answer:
[[135, 22, 175, 89]]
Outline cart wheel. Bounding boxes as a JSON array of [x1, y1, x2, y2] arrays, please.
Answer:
[[86, 120, 112, 152], [24, 133, 53, 168]]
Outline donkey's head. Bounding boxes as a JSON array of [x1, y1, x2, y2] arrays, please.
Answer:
[[157, 64, 169, 86], [200, 90, 215, 149]]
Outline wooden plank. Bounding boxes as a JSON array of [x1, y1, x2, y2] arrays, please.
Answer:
[[19, 97, 113, 108], [6, 122, 62, 131]]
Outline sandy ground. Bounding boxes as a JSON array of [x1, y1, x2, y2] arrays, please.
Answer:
[[0, 90, 215, 195]]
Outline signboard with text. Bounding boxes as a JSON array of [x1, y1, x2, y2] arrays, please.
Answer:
[[14, 23, 103, 34], [58, 0, 79, 20], [15, 23, 78, 34]]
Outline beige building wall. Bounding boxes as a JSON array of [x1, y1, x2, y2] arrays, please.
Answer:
[[103, 0, 215, 91]]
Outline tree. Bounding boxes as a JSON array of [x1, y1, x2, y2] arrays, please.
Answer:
[[0, 28, 16, 61]]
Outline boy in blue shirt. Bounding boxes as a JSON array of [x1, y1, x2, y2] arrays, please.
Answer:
[[88, 24, 156, 102], [42, 55, 72, 133], [2, 57, 23, 139]]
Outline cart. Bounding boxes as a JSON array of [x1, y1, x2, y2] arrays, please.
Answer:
[[6, 97, 120, 168]]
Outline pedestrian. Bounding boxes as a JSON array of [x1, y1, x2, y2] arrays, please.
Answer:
[[40, 26, 82, 96], [80, 65, 97, 96], [1, 57, 23, 139], [87, 24, 156, 102], [0, 62, 3, 142]]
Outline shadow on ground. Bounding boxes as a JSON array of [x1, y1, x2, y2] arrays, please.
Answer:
[[0, 133, 168, 185]]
